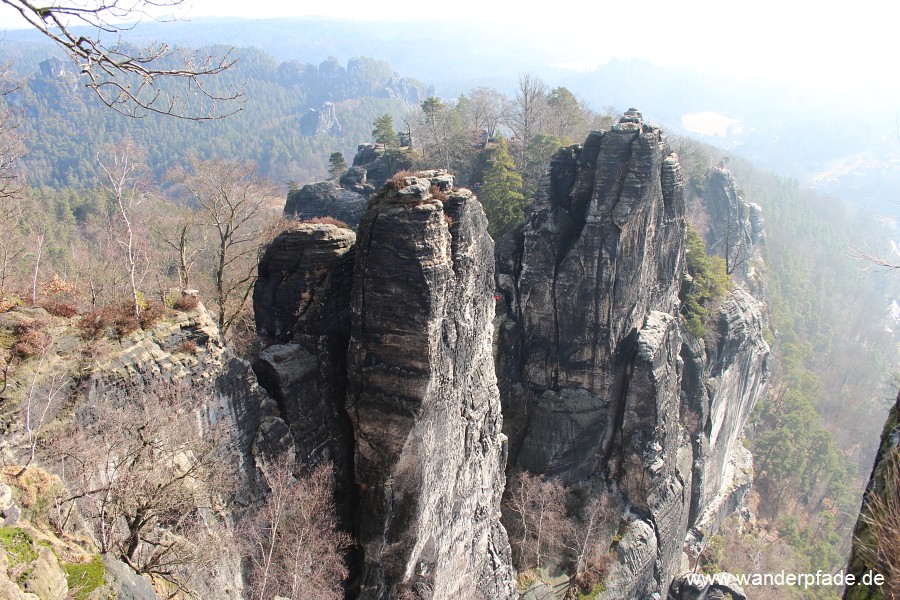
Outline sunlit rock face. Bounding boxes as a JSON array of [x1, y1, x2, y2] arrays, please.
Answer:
[[258, 172, 517, 599], [495, 110, 769, 597], [347, 172, 516, 600]]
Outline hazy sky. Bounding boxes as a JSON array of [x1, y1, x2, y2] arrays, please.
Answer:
[[0, 0, 895, 95]]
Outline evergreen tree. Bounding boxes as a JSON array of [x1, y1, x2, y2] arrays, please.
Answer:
[[371, 114, 399, 149], [328, 152, 347, 180], [479, 138, 525, 238]]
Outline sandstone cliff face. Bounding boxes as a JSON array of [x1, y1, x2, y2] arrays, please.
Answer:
[[0, 300, 289, 600], [347, 173, 515, 600], [284, 181, 368, 226], [495, 111, 769, 597], [253, 223, 358, 513], [257, 172, 516, 599]]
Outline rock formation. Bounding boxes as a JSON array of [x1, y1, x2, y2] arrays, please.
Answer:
[[695, 166, 765, 287], [284, 181, 368, 225], [0, 298, 289, 600], [284, 144, 414, 228], [256, 171, 516, 599], [844, 389, 899, 600], [300, 101, 343, 136], [253, 223, 358, 513], [494, 110, 769, 597], [348, 172, 515, 599]]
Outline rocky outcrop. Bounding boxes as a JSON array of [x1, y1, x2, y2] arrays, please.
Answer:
[[0, 300, 290, 600], [300, 101, 342, 136], [495, 110, 769, 597], [844, 389, 900, 600], [284, 181, 368, 226], [252, 223, 357, 513], [681, 287, 768, 548], [697, 166, 764, 284], [284, 144, 415, 228], [347, 172, 515, 599], [257, 171, 517, 598]]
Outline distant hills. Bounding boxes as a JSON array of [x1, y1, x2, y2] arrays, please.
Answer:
[[2, 16, 898, 210]]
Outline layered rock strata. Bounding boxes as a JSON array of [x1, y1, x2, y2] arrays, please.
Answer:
[[253, 223, 357, 512], [347, 172, 515, 599], [495, 111, 769, 597], [257, 171, 516, 599]]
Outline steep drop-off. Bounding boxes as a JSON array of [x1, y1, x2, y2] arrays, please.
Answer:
[[256, 172, 516, 599], [494, 111, 769, 597]]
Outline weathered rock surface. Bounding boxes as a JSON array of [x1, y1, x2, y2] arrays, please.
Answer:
[[668, 571, 747, 600], [254, 224, 356, 342], [252, 222, 357, 515], [101, 556, 162, 600], [24, 546, 68, 600], [844, 389, 900, 600], [283, 144, 415, 229], [347, 172, 516, 599], [696, 166, 765, 292], [284, 181, 368, 226], [495, 111, 769, 597], [681, 287, 769, 547], [300, 100, 342, 136]]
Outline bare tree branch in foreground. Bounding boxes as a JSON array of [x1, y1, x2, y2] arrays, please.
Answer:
[[1, 0, 243, 119]]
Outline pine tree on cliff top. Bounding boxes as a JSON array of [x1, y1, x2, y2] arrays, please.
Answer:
[[480, 138, 525, 238]]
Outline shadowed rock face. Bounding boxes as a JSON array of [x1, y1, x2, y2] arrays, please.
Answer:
[[252, 223, 357, 515], [496, 112, 685, 481], [255, 173, 516, 599], [495, 111, 769, 598], [348, 173, 515, 600], [284, 181, 368, 226]]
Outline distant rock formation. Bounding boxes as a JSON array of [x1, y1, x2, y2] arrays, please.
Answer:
[[300, 100, 343, 136], [494, 110, 769, 597], [696, 166, 765, 287], [283, 144, 414, 228]]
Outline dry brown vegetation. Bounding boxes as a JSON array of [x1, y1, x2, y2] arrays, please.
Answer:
[[12, 317, 51, 358], [430, 184, 448, 202], [384, 170, 416, 191], [304, 216, 350, 229], [173, 293, 200, 311], [857, 447, 900, 599], [240, 452, 352, 600]]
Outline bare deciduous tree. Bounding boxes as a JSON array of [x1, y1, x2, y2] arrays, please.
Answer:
[[507, 73, 548, 163], [170, 158, 277, 334], [241, 452, 352, 600], [565, 495, 614, 593], [97, 141, 151, 318], [152, 199, 207, 291], [467, 86, 509, 144], [52, 380, 237, 592], [502, 470, 570, 571], [1, 0, 243, 119]]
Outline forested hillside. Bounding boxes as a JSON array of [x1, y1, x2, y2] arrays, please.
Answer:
[[3, 47, 426, 187]]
